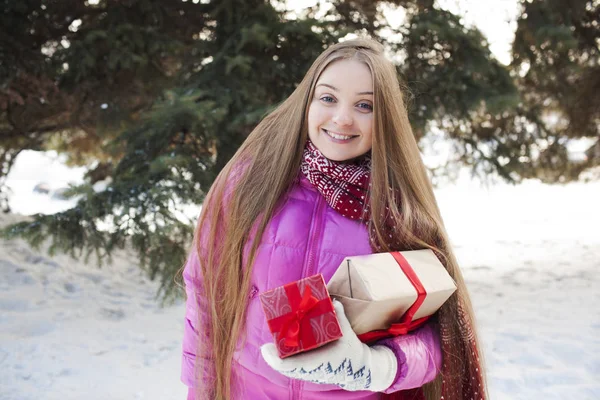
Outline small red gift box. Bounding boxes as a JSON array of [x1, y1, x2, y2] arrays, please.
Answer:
[[259, 274, 343, 358]]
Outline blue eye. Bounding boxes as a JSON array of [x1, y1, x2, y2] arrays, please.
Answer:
[[358, 102, 373, 111], [320, 96, 335, 103]]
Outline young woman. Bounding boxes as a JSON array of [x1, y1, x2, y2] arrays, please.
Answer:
[[180, 39, 488, 400]]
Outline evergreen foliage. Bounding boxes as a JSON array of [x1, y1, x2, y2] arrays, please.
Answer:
[[510, 0, 600, 181], [1, 0, 597, 300]]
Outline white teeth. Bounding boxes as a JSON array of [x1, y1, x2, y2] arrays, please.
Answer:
[[324, 129, 355, 140]]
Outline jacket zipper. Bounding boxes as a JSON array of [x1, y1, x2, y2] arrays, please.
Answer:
[[305, 194, 325, 278], [292, 194, 326, 400]]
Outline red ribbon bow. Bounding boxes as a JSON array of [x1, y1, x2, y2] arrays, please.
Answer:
[[358, 251, 431, 344], [268, 284, 332, 348], [279, 286, 320, 347]]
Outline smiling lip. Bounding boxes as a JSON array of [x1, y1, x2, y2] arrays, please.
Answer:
[[323, 129, 358, 140]]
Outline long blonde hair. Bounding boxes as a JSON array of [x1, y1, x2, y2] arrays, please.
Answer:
[[190, 38, 488, 400]]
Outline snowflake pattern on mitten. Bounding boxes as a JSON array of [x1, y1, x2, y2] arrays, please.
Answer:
[[285, 358, 373, 390], [261, 300, 397, 392]]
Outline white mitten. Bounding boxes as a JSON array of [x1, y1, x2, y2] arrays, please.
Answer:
[[260, 300, 397, 392]]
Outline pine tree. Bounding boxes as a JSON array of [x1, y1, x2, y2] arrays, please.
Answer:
[[0, 0, 207, 208], [510, 0, 600, 182], [1, 0, 596, 300], [1, 0, 339, 301]]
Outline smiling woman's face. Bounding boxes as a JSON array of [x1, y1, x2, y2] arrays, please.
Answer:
[[307, 59, 374, 162]]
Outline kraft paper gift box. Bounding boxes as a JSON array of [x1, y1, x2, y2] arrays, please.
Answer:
[[259, 274, 343, 358], [326, 249, 456, 343]]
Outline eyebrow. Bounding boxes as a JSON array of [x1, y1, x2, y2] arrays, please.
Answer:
[[316, 83, 373, 96]]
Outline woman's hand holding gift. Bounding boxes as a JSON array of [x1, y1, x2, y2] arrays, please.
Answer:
[[260, 300, 398, 392]]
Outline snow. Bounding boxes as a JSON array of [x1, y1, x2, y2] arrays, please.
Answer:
[[0, 231, 186, 400], [1, 151, 599, 399], [436, 176, 600, 399]]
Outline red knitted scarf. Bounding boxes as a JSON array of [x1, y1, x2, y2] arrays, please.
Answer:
[[300, 139, 372, 221]]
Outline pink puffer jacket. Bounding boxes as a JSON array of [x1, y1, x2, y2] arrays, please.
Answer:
[[181, 169, 442, 399]]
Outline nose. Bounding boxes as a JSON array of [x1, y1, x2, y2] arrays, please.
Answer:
[[332, 110, 353, 127]]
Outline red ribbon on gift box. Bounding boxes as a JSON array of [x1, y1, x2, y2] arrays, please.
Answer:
[[358, 251, 431, 344], [267, 284, 333, 348]]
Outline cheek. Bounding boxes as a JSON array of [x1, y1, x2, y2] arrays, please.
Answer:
[[358, 114, 373, 137], [308, 102, 329, 129]]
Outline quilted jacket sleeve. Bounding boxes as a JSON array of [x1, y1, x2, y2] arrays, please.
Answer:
[[181, 245, 213, 390], [378, 321, 442, 393]]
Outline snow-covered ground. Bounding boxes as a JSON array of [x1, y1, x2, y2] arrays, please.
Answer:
[[437, 178, 600, 400], [1, 151, 599, 399]]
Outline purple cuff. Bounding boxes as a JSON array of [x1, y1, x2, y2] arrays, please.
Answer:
[[377, 322, 442, 393]]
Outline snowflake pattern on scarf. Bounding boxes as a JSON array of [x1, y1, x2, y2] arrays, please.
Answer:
[[301, 140, 372, 221]]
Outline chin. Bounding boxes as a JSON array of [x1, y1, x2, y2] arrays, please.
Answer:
[[320, 148, 361, 162]]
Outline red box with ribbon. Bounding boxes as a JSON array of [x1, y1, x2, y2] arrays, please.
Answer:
[[259, 274, 343, 358]]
